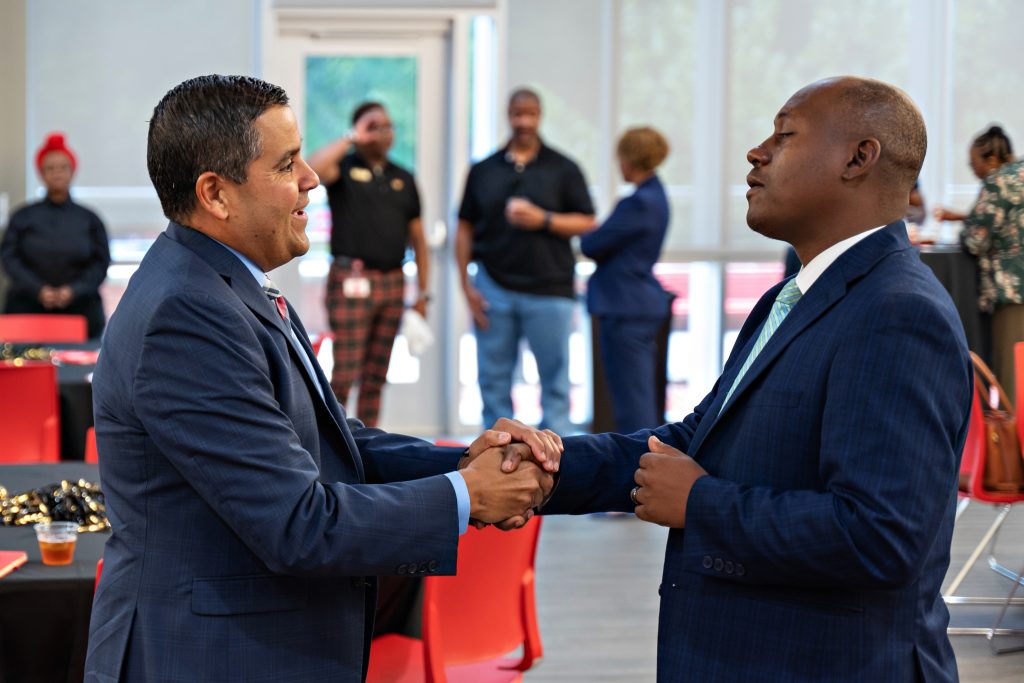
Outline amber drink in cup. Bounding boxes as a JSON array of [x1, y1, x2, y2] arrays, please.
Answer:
[[34, 522, 79, 566]]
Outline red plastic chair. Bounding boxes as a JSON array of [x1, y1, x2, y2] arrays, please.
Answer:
[[0, 362, 60, 463], [366, 517, 544, 683], [944, 346, 1024, 651], [0, 314, 87, 343], [85, 427, 99, 464]]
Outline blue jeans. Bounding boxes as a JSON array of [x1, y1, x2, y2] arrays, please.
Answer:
[[474, 267, 575, 435]]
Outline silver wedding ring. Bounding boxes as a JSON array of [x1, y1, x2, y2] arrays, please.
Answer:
[[630, 486, 641, 506]]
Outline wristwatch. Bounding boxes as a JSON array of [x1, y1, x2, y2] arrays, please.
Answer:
[[542, 211, 552, 230]]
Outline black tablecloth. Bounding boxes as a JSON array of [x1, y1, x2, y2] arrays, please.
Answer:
[[919, 246, 991, 364], [0, 462, 105, 683]]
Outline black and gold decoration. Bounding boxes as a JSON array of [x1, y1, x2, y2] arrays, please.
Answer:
[[0, 479, 109, 532]]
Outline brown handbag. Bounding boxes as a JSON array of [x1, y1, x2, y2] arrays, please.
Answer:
[[970, 352, 1024, 492]]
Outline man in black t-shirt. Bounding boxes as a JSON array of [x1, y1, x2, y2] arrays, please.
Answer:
[[456, 88, 596, 436], [309, 102, 429, 429]]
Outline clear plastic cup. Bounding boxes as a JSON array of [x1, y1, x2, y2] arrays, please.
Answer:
[[34, 522, 79, 566]]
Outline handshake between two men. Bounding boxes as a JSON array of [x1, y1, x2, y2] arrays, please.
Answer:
[[456, 418, 563, 530], [455, 418, 710, 531]]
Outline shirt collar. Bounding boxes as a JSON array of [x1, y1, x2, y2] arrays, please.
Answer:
[[794, 225, 885, 294], [502, 139, 546, 166], [351, 150, 390, 173], [43, 195, 71, 207], [213, 240, 266, 286]]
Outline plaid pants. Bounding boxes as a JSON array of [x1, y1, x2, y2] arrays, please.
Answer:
[[326, 260, 405, 427]]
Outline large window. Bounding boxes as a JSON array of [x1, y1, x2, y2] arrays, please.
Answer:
[[618, 0, 698, 249], [298, 55, 420, 343], [727, 0, 912, 249], [949, 0, 1024, 205], [22, 0, 1023, 435]]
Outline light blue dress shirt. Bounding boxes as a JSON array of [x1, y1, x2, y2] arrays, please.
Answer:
[[216, 241, 470, 534]]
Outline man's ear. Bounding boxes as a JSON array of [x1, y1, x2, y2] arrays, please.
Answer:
[[195, 171, 230, 220], [842, 137, 882, 181]]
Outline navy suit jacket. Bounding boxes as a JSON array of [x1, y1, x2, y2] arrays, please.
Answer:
[[85, 222, 464, 682], [547, 223, 972, 682], [581, 175, 671, 318]]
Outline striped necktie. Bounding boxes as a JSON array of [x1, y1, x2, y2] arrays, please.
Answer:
[[720, 278, 802, 411], [262, 276, 325, 401], [263, 277, 289, 322]]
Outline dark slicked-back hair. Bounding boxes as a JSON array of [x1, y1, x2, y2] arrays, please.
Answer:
[[835, 78, 927, 193], [148, 75, 289, 222], [508, 87, 541, 108], [351, 101, 385, 126]]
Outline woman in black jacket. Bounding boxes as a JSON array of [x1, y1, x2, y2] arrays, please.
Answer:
[[1, 133, 110, 339]]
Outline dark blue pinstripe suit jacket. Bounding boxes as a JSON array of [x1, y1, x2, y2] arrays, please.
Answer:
[[85, 222, 463, 682], [548, 222, 971, 682]]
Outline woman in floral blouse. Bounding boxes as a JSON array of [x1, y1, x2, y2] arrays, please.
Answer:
[[938, 126, 1023, 400]]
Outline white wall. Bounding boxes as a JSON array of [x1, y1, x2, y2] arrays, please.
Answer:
[[25, 0, 260, 238]]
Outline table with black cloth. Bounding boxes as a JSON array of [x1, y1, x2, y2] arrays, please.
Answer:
[[918, 245, 991, 365], [0, 462, 106, 683]]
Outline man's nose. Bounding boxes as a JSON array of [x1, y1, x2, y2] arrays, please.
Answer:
[[747, 145, 768, 167], [299, 158, 319, 191]]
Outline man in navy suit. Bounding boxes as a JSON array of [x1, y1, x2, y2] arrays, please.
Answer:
[[538, 77, 972, 680], [85, 75, 559, 683]]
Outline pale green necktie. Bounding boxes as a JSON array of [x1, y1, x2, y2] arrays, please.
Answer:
[[720, 278, 802, 412]]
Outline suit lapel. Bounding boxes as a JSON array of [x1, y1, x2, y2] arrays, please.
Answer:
[[165, 222, 365, 479], [690, 222, 911, 455], [166, 222, 289, 335], [714, 273, 846, 423], [289, 311, 366, 483]]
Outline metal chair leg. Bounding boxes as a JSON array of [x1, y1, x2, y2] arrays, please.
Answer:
[[946, 503, 1024, 648], [987, 514, 1024, 587], [987, 561, 1024, 654], [944, 505, 1019, 604], [955, 497, 970, 522]]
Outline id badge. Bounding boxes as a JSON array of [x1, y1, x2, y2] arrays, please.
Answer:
[[343, 277, 371, 299]]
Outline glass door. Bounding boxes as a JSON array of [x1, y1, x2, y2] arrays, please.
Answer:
[[268, 22, 451, 434]]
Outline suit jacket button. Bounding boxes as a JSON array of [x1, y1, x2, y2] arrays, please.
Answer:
[[724, 561, 734, 575], [713, 558, 724, 572], [352, 577, 367, 589], [736, 563, 746, 577], [397, 564, 408, 575], [702, 555, 713, 569], [428, 560, 439, 572], [418, 562, 429, 574]]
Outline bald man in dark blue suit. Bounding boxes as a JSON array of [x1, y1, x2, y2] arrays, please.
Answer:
[[539, 77, 971, 681]]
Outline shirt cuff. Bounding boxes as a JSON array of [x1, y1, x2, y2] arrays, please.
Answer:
[[443, 471, 471, 535]]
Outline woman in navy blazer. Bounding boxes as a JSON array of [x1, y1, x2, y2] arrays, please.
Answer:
[[582, 127, 672, 433]]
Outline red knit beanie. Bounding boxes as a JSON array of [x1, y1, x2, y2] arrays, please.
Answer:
[[36, 132, 77, 172]]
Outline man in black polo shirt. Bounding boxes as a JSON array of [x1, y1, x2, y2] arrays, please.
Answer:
[[456, 88, 596, 436], [309, 101, 429, 428]]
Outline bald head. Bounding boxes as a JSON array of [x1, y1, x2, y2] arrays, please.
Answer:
[[817, 76, 927, 194], [508, 87, 541, 109], [746, 76, 928, 258]]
